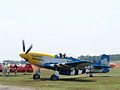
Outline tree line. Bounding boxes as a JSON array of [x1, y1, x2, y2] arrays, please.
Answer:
[[78, 54, 120, 61]]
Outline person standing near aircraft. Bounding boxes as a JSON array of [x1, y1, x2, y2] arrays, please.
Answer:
[[2, 63, 7, 76], [14, 64, 18, 76], [6, 63, 10, 76]]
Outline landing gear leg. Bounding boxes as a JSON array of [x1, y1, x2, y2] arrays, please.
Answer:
[[33, 74, 40, 80], [50, 74, 59, 81], [50, 66, 59, 80], [33, 68, 40, 80], [89, 74, 93, 77], [50, 70, 59, 81]]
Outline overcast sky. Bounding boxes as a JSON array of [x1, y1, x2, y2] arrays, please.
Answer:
[[0, 0, 120, 62]]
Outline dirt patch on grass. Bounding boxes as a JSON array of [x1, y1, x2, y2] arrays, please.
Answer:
[[0, 84, 33, 90]]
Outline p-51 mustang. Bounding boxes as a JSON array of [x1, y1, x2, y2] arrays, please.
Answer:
[[19, 40, 91, 80], [84, 54, 112, 77]]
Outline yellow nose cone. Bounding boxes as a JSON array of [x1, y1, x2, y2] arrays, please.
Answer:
[[19, 53, 26, 59]]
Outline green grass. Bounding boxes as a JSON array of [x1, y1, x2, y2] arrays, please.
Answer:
[[0, 68, 120, 90]]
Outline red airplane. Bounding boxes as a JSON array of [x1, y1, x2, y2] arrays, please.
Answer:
[[0, 63, 33, 73]]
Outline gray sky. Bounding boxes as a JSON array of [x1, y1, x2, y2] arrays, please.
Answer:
[[0, 0, 120, 62]]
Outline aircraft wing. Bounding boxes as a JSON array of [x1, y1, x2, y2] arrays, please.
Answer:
[[44, 61, 91, 70]]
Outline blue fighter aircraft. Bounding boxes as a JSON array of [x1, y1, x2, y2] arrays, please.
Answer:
[[19, 40, 91, 80]]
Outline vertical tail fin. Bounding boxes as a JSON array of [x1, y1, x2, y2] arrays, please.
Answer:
[[99, 54, 110, 66]]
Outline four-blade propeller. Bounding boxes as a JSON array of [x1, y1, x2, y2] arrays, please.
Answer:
[[22, 40, 33, 54], [20, 40, 33, 62]]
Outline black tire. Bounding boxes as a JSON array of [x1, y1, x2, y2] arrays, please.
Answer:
[[33, 74, 40, 80], [89, 74, 93, 77], [50, 74, 59, 81]]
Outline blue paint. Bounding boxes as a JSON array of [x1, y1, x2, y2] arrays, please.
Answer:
[[92, 54, 110, 67], [102, 68, 110, 73]]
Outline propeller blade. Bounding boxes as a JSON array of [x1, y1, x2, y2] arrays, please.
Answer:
[[25, 44, 33, 54], [22, 40, 25, 52]]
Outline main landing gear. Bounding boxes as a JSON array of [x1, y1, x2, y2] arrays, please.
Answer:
[[33, 73, 59, 80], [50, 74, 59, 81], [32, 66, 60, 81], [89, 74, 93, 77], [33, 68, 40, 80], [33, 74, 40, 80], [50, 65, 59, 81]]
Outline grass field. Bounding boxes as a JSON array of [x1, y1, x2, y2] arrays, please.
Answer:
[[0, 68, 119, 90]]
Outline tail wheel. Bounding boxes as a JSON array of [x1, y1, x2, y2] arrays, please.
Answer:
[[33, 74, 40, 80], [50, 74, 59, 81]]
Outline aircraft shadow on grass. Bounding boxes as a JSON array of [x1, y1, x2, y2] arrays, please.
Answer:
[[58, 78, 95, 82], [92, 75, 113, 78], [29, 75, 113, 82], [30, 78, 95, 82]]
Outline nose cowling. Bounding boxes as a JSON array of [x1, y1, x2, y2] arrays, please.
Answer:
[[19, 53, 29, 62], [19, 53, 27, 59]]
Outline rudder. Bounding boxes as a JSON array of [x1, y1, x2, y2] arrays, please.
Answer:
[[100, 54, 110, 66]]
